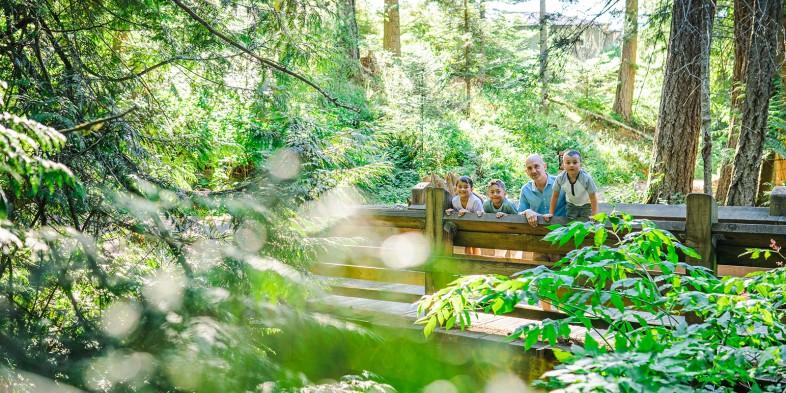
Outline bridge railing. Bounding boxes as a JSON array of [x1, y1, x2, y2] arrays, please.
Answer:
[[311, 185, 786, 309]]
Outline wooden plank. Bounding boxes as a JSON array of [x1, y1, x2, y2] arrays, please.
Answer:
[[600, 203, 686, 220], [430, 257, 549, 276], [685, 193, 717, 273], [445, 212, 685, 235], [323, 225, 422, 239], [320, 277, 424, 303], [410, 182, 430, 207], [712, 222, 786, 236], [717, 265, 774, 277], [425, 187, 451, 293], [354, 207, 426, 229], [310, 263, 424, 285], [453, 231, 576, 254], [718, 206, 786, 224]]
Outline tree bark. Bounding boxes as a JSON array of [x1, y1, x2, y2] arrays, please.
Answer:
[[340, 0, 360, 62], [757, 151, 775, 204], [612, 0, 638, 122], [699, 1, 715, 195], [383, 0, 401, 56], [645, 0, 716, 204], [464, 0, 471, 116], [726, 0, 784, 205], [539, 0, 548, 111], [716, 0, 754, 203]]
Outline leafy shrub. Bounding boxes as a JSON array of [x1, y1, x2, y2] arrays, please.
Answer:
[[417, 213, 786, 392]]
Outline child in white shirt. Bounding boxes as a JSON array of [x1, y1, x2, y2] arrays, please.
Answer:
[[446, 176, 484, 217], [545, 150, 599, 220]]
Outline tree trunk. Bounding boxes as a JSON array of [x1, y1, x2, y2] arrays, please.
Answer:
[[716, 0, 754, 203], [464, 0, 471, 116], [699, 1, 715, 196], [725, 0, 784, 206], [340, 0, 360, 62], [383, 0, 401, 56], [612, 0, 638, 122], [757, 151, 775, 204], [645, 0, 716, 204], [539, 0, 548, 111]]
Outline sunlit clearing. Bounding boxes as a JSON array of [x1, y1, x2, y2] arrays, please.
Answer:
[[142, 267, 186, 312], [100, 300, 141, 339], [84, 351, 155, 391], [267, 148, 301, 180], [235, 220, 266, 253], [484, 372, 530, 392], [424, 379, 459, 393], [380, 232, 430, 269], [186, 239, 223, 272]]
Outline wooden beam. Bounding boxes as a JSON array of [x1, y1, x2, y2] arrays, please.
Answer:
[[685, 193, 717, 273], [310, 263, 424, 285], [425, 187, 451, 293], [328, 286, 423, 303], [446, 213, 686, 234], [454, 231, 576, 254], [430, 257, 549, 276]]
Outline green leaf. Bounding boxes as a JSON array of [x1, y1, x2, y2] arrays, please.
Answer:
[[584, 333, 599, 353], [524, 327, 540, 349], [445, 315, 456, 330], [491, 297, 504, 314], [552, 348, 573, 362], [610, 293, 625, 312], [424, 316, 437, 337], [594, 227, 607, 247]]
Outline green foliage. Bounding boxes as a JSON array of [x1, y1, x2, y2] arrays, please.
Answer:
[[417, 213, 786, 391]]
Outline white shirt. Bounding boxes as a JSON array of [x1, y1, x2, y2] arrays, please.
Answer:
[[451, 193, 484, 213], [553, 170, 598, 206]]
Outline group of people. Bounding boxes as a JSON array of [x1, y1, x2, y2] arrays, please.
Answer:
[[445, 150, 599, 225]]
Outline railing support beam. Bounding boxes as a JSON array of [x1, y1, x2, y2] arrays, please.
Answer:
[[685, 193, 717, 274]]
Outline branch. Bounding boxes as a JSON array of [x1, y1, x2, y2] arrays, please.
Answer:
[[58, 106, 137, 134], [547, 97, 653, 141], [169, 0, 359, 112], [83, 56, 183, 82]]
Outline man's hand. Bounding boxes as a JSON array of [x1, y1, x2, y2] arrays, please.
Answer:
[[519, 209, 539, 227], [457, 208, 469, 217], [445, 208, 454, 216], [495, 212, 506, 218], [542, 213, 553, 222]]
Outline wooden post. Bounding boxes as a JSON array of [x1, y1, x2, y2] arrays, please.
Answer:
[[409, 182, 430, 209], [424, 186, 452, 293], [685, 193, 717, 274], [770, 186, 786, 216]]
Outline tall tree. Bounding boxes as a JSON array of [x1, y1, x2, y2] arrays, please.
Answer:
[[726, 0, 784, 205], [339, 0, 360, 63], [612, 0, 638, 122], [463, 0, 472, 115], [716, 0, 754, 203], [699, 0, 715, 195], [645, 0, 716, 203], [539, 0, 548, 111], [383, 0, 402, 56]]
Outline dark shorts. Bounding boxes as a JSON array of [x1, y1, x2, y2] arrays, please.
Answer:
[[567, 203, 592, 220]]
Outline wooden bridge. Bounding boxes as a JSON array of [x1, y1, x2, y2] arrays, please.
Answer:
[[310, 184, 786, 346]]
